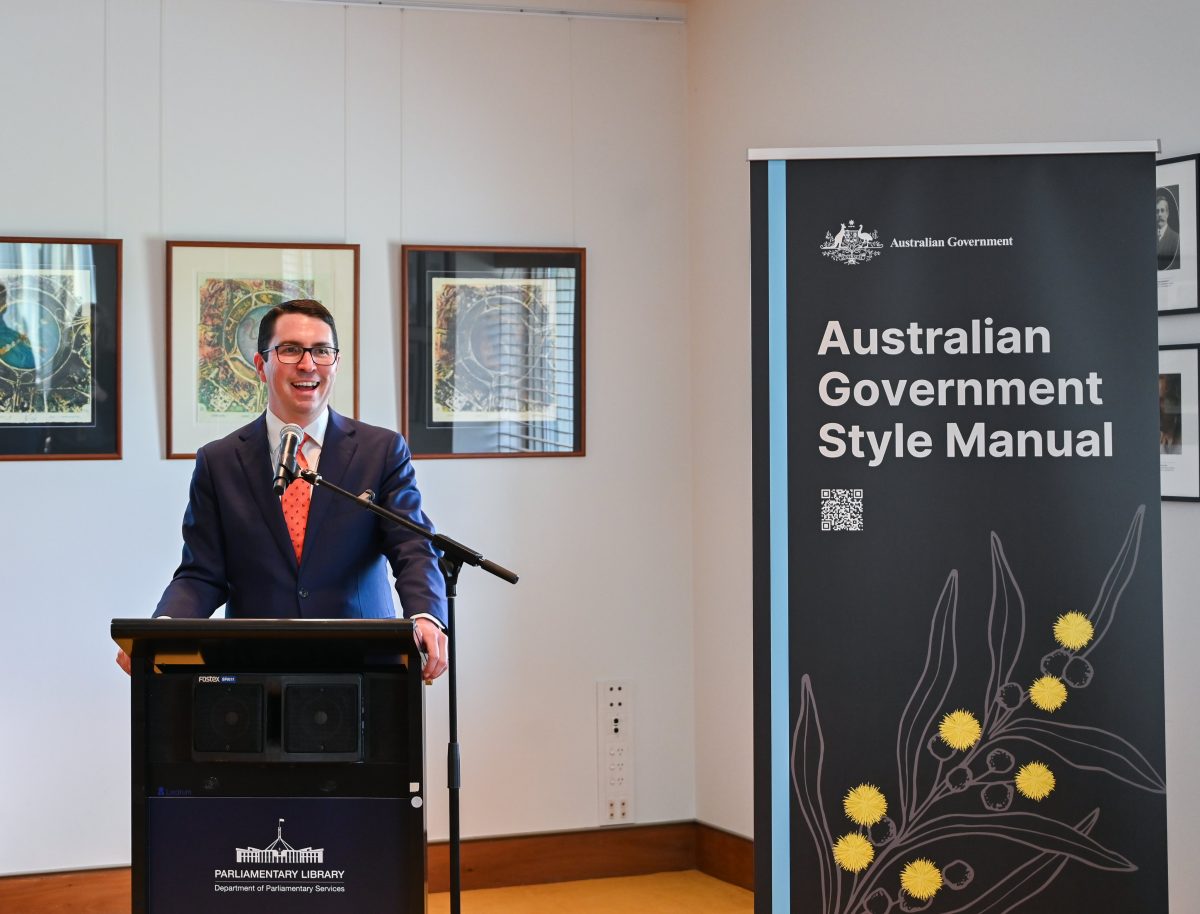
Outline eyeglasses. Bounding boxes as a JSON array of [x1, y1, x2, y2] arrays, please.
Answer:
[[262, 344, 340, 366]]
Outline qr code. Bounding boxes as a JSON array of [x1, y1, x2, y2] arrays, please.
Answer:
[[821, 488, 863, 531]]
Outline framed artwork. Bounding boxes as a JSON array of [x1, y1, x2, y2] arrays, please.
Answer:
[[167, 241, 359, 458], [402, 245, 585, 458], [1156, 154, 1199, 315], [1159, 344, 1199, 500], [0, 236, 121, 460]]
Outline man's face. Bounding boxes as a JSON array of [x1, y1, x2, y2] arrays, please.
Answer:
[[1157, 199, 1169, 230], [253, 313, 339, 426]]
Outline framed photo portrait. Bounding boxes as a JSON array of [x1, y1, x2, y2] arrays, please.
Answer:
[[402, 245, 585, 458], [166, 241, 359, 458], [1159, 344, 1199, 501], [0, 236, 121, 460], [1156, 154, 1199, 315]]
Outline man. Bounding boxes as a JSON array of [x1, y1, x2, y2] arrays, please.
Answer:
[[1157, 192, 1180, 271], [117, 299, 448, 680]]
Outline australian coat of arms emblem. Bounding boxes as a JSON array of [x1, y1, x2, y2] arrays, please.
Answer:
[[821, 220, 883, 265]]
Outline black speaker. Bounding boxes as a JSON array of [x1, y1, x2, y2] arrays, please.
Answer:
[[283, 680, 361, 757], [192, 683, 264, 754]]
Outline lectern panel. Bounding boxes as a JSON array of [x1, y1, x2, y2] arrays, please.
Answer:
[[148, 796, 413, 913]]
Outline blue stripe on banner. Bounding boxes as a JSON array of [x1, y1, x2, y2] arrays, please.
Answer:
[[767, 158, 789, 912]]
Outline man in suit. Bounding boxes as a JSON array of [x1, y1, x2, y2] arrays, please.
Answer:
[[1157, 192, 1180, 271], [117, 299, 448, 680]]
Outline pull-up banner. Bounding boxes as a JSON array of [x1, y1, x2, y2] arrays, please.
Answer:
[[750, 145, 1167, 914]]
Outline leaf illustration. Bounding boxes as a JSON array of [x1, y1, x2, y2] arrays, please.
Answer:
[[791, 674, 838, 914], [993, 719, 1165, 793], [982, 533, 1026, 733], [895, 810, 1134, 872], [1082, 505, 1144, 656], [939, 809, 1101, 914], [896, 570, 960, 823]]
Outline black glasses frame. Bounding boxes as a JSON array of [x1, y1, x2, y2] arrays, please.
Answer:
[[261, 344, 341, 366]]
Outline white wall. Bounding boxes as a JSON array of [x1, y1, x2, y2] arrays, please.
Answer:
[[687, 0, 1200, 909], [0, 0, 690, 875]]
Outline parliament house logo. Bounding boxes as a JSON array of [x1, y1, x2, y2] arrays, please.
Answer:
[[236, 818, 324, 863], [820, 219, 883, 266]]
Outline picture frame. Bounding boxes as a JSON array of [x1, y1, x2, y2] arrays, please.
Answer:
[[166, 241, 359, 458], [401, 245, 585, 458], [1159, 344, 1199, 501], [1156, 154, 1199, 315], [0, 236, 122, 460]]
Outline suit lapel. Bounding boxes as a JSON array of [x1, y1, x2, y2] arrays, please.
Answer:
[[235, 415, 298, 570], [300, 410, 359, 568]]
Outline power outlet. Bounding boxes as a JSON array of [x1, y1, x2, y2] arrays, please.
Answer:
[[597, 680, 634, 825]]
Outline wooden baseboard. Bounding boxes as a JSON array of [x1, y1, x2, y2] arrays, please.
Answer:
[[428, 820, 753, 892], [0, 820, 753, 910], [430, 821, 696, 891], [0, 867, 131, 914], [695, 821, 754, 891]]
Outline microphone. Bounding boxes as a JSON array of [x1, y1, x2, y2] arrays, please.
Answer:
[[272, 424, 304, 496]]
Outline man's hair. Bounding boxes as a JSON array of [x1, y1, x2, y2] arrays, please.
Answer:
[[257, 299, 339, 353]]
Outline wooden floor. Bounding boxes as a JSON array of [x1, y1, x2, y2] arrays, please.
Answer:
[[432, 871, 753, 913]]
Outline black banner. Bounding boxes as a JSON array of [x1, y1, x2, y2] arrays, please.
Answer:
[[752, 148, 1167, 914]]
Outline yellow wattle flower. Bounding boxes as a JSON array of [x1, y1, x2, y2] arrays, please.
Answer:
[[900, 858, 942, 900], [1028, 675, 1068, 712], [1053, 611, 1094, 650], [843, 783, 888, 826], [832, 832, 874, 872], [1015, 761, 1056, 800], [938, 709, 982, 750]]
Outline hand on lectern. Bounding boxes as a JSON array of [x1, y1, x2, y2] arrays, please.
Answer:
[[412, 617, 448, 683], [116, 648, 131, 676]]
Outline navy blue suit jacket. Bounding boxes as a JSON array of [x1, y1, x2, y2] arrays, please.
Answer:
[[155, 410, 447, 624]]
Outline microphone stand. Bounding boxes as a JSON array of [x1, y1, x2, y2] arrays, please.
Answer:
[[292, 467, 518, 914]]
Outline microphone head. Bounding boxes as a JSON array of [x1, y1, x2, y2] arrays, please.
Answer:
[[273, 423, 306, 497]]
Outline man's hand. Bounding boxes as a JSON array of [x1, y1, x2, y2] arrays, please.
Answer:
[[412, 617, 448, 683], [115, 648, 132, 676]]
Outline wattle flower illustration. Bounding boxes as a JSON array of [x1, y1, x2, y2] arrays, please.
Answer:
[[833, 833, 874, 872], [1053, 611, 1095, 650], [790, 507, 1163, 914], [844, 784, 888, 826], [900, 857, 942, 900], [1015, 761, 1056, 801], [1029, 675, 1068, 712], [938, 710, 982, 750]]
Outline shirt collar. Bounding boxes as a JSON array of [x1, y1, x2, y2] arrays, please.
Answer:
[[265, 408, 329, 456]]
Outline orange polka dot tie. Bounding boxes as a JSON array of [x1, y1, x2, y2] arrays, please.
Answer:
[[281, 437, 312, 560]]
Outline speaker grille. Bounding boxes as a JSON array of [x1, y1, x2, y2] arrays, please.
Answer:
[[192, 683, 264, 753], [284, 683, 361, 754]]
